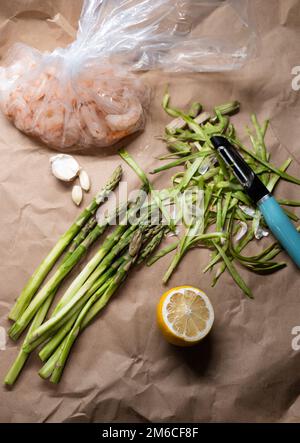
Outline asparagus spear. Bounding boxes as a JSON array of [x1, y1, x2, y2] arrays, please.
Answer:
[[9, 166, 122, 322], [27, 223, 140, 345], [4, 291, 56, 385], [49, 230, 143, 383], [39, 340, 68, 380], [8, 210, 119, 341], [38, 254, 129, 374], [4, 214, 101, 385], [4, 208, 116, 384], [39, 225, 157, 376], [30, 219, 147, 355], [36, 255, 126, 360], [39, 225, 162, 382], [38, 276, 114, 380], [47, 197, 148, 318], [66, 216, 97, 254], [39, 231, 143, 380], [137, 227, 165, 264]]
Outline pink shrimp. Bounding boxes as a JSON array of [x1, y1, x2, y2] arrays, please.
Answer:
[[78, 102, 107, 142], [105, 96, 143, 132]]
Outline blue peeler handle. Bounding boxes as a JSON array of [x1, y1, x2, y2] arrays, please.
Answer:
[[258, 195, 300, 268]]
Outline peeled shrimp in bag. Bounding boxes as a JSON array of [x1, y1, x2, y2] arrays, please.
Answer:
[[0, 0, 256, 151]]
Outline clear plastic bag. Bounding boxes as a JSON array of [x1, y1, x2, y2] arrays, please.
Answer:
[[0, 0, 256, 151]]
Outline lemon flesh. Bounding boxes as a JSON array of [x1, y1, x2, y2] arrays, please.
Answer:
[[157, 286, 214, 346]]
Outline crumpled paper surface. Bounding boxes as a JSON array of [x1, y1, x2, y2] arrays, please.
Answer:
[[0, 0, 300, 423]]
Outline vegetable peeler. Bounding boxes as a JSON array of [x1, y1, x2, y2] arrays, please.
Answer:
[[210, 135, 300, 268]]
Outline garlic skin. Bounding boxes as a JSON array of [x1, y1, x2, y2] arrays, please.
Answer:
[[255, 224, 269, 240], [50, 154, 80, 182], [239, 205, 256, 218], [79, 169, 90, 192], [235, 221, 248, 242], [72, 185, 83, 206]]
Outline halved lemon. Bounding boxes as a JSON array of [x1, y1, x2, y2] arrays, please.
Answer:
[[157, 286, 214, 346]]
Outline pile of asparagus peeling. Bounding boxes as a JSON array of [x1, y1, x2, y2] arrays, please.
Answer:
[[119, 93, 300, 299], [5, 166, 166, 385], [142, 93, 300, 297]]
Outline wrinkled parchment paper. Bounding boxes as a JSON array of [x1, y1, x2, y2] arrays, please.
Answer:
[[0, 0, 300, 423]]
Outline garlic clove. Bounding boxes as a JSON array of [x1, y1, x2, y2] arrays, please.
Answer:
[[72, 185, 83, 206], [79, 169, 90, 192], [50, 154, 80, 182]]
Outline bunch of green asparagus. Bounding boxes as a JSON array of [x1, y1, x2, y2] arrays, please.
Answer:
[[120, 93, 300, 299], [5, 166, 166, 385]]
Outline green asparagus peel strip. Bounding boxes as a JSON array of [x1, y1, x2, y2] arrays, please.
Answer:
[[214, 101, 240, 116], [8, 166, 122, 322], [150, 151, 211, 174], [146, 241, 178, 266], [282, 208, 298, 222], [221, 192, 232, 227], [119, 149, 175, 230], [119, 148, 150, 190], [163, 232, 225, 284], [161, 150, 188, 159], [267, 159, 292, 192], [212, 241, 253, 298], [188, 102, 202, 118], [243, 261, 286, 273], [177, 157, 203, 192], [231, 191, 251, 206], [277, 199, 300, 207], [211, 226, 254, 287], [250, 114, 268, 162], [216, 190, 223, 233], [231, 137, 300, 185]]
